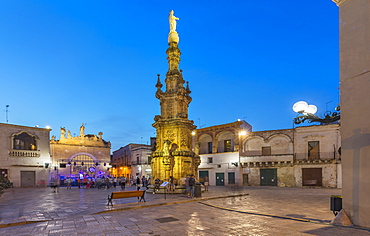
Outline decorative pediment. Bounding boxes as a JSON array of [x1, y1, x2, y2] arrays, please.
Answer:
[[10, 130, 39, 139]]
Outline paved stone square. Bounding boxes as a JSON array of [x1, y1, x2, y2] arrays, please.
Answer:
[[0, 186, 369, 235]]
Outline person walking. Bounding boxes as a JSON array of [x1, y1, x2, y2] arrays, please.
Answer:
[[113, 177, 117, 188], [204, 176, 209, 191], [120, 176, 126, 190], [105, 177, 110, 189], [188, 174, 196, 198], [50, 176, 60, 193], [66, 177, 72, 189], [136, 175, 141, 191], [167, 176, 174, 193]]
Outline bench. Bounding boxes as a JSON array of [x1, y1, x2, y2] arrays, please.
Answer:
[[107, 190, 146, 206]]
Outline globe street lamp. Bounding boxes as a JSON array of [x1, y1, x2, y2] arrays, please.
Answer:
[[293, 101, 340, 125]]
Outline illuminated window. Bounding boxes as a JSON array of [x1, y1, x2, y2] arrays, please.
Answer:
[[13, 132, 37, 150], [224, 140, 232, 152]]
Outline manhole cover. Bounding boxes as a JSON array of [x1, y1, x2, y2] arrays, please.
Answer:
[[155, 217, 179, 223]]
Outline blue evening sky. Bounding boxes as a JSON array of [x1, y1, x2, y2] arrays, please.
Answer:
[[0, 1, 339, 152]]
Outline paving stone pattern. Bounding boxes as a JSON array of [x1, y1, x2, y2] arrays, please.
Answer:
[[0, 186, 369, 235]]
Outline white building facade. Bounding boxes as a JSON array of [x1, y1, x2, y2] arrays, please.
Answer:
[[195, 121, 341, 188], [0, 123, 52, 187]]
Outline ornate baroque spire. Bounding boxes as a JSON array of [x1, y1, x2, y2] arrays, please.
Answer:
[[151, 10, 200, 183]]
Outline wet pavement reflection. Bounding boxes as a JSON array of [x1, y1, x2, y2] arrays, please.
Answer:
[[1, 186, 369, 235]]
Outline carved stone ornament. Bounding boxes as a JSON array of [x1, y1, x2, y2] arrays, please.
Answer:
[[332, 0, 349, 6]]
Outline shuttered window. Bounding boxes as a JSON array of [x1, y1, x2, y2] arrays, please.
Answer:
[[308, 141, 320, 159]]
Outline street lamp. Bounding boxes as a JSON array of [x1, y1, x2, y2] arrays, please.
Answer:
[[293, 101, 340, 125]]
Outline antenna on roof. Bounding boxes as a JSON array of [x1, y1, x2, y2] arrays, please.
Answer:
[[5, 105, 9, 123]]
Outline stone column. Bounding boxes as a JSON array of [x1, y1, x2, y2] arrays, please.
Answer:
[[335, 0, 370, 227]]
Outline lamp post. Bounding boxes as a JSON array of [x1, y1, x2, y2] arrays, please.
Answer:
[[237, 130, 247, 185], [293, 101, 340, 125]]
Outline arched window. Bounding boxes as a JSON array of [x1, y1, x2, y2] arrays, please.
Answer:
[[13, 132, 37, 150], [71, 155, 95, 172]]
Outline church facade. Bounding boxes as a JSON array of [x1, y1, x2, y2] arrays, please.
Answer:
[[50, 124, 111, 181]]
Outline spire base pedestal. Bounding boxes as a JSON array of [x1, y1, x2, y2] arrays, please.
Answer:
[[168, 32, 179, 43]]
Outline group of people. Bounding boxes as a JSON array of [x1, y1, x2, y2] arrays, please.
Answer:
[[185, 174, 196, 197], [51, 174, 209, 197], [152, 174, 208, 198], [134, 175, 150, 191], [51, 175, 152, 191]]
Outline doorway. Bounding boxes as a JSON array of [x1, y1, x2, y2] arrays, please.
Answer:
[[243, 174, 249, 186], [215, 173, 225, 186], [228, 172, 235, 184], [302, 168, 322, 186], [260, 169, 277, 186], [21, 171, 36, 187], [199, 171, 209, 184]]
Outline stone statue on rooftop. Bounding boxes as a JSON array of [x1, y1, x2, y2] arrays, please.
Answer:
[[60, 127, 66, 139], [80, 123, 85, 137]]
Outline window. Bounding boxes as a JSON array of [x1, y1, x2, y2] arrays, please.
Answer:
[[262, 146, 271, 156], [208, 142, 213, 154], [71, 155, 95, 173], [208, 157, 213, 164], [228, 172, 235, 184], [13, 132, 37, 150], [224, 140, 232, 152], [308, 141, 320, 159]]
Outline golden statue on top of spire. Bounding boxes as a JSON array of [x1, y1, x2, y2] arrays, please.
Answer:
[[169, 10, 179, 32], [168, 10, 180, 43]]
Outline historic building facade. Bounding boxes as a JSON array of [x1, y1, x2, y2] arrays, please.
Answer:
[[111, 143, 152, 179], [50, 124, 111, 180], [195, 121, 341, 188], [150, 11, 200, 182], [195, 120, 252, 186], [0, 123, 51, 187]]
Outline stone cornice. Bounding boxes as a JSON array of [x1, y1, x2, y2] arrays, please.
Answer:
[[0, 123, 51, 131], [332, 0, 349, 6]]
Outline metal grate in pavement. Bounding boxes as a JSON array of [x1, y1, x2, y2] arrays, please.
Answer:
[[155, 217, 179, 223]]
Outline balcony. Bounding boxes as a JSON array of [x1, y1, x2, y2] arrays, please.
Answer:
[[10, 150, 41, 157], [294, 152, 338, 160], [240, 154, 293, 163]]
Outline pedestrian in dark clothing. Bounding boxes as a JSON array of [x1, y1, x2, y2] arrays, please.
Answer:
[[188, 174, 196, 198], [136, 176, 141, 191]]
